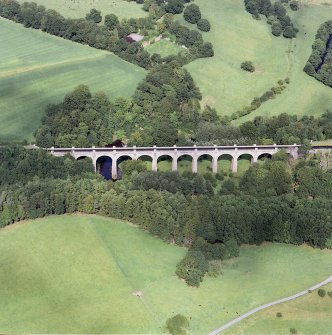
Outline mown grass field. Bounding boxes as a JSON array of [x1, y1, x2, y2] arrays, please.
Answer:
[[16, 0, 147, 20], [224, 283, 332, 335], [0, 19, 146, 142], [179, 0, 332, 120], [1, 215, 332, 334], [145, 39, 184, 58]]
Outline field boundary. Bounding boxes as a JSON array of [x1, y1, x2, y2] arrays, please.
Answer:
[[207, 275, 332, 334]]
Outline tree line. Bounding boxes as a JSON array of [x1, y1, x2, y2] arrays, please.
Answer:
[[244, 0, 298, 38], [304, 20, 332, 88], [34, 83, 332, 148], [0, 146, 332, 286], [0, 0, 214, 69]]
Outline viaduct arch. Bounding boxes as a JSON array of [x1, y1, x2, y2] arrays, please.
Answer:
[[47, 144, 300, 180]]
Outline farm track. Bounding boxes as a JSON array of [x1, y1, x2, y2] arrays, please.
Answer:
[[207, 275, 332, 334]]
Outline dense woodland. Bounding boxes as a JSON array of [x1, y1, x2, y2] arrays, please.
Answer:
[[0, 0, 214, 69], [304, 20, 332, 88], [0, 146, 332, 286], [34, 84, 332, 148]]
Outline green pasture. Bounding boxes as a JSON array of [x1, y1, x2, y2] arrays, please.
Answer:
[[0, 19, 146, 142], [178, 0, 332, 120], [145, 39, 184, 58], [1, 215, 332, 334], [224, 282, 332, 335], [16, 0, 146, 20]]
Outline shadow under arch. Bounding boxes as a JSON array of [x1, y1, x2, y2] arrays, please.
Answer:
[[96, 155, 113, 180], [257, 153, 272, 161]]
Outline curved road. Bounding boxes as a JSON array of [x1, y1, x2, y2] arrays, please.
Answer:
[[207, 275, 332, 335]]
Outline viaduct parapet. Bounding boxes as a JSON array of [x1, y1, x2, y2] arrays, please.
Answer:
[[46, 144, 300, 180]]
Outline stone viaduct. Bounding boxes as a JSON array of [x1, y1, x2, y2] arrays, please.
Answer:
[[46, 144, 300, 180]]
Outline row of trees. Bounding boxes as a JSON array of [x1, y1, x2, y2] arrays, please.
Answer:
[[195, 111, 332, 146], [183, 3, 211, 32], [232, 78, 290, 120], [304, 20, 332, 88], [34, 83, 332, 148], [244, 0, 298, 38], [0, 0, 154, 68], [0, 146, 93, 186], [0, 0, 214, 68]]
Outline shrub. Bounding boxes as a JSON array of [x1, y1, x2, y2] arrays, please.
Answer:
[[328, 291, 332, 298], [283, 26, 297, 38], [166, 314, 189, 335], [176, 250, 208, 287], [290, 1, 299, 11], [85, 8, 102, 23], [290, 328, 297, 334], [318, 288, 326, 297], [276, 312, 283, 318], [183, 3, 201, 24], [241, 61, 255, 72], [165, 0, 184, 14], [197, 18, 211, 32], [272, 22, 283, 36]]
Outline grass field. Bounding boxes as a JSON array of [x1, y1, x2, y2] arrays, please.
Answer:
[[145, 39, 184, 57], [16, 0, 147, 20], [1, 215, 332, 334], [224, 283, 332, 335], [0, 19, 146, 142], [178, 0, 332, 120]]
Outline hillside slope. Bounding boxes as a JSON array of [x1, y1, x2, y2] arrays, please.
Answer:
[[0, 19, 146, 142], [182, 0, 332, 120], [1, 215, 332, 334]]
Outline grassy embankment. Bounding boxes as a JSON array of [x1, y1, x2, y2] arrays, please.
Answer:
[[0, 19, 146, 142], [0, 215, 331, 334], [174, 0, 332, 120]]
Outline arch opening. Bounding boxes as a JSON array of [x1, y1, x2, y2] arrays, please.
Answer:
[[197, 154, 213, 174], [137, 155, 153, 171], [257, 153, 272, 160], [157, 155, 173, 172], [76, 155, 89, 161], [96, 156, 113, 180], [117, 155, 133, 179], [217, 154, 234, 175], [76, 156, 94, 172], [237, 154, 254, 175], [177, 155, 193, 173]]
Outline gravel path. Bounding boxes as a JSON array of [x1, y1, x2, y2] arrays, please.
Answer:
[[207, 275, 332, 335]]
